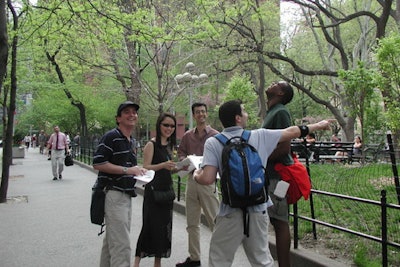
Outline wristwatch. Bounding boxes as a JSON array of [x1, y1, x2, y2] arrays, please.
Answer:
[[122, 167, 128, 174], [298, 125, 309, 138]]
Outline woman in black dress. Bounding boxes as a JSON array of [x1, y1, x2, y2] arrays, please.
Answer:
[[134, 113, 178, 267]]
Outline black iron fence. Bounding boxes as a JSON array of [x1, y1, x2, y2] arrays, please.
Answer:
[[289, 133, 400, 266], [69, 136, 99, 165], [292, 189, 400, 266]]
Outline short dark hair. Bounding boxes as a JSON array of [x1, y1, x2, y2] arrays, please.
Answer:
[[279, 82, 294, 105], [219, 100, 242, 128], [191, 102, 207, 114]]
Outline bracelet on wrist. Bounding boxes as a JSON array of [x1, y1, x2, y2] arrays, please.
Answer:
[[298, 125, 309, 138]]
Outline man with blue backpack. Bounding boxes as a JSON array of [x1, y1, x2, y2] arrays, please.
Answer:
[[193, 99, 332, 267]]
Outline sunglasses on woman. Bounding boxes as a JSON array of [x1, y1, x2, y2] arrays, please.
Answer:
[[161, 123, 176, 129]]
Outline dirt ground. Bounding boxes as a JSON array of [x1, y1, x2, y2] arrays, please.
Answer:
[[300, 232, 355, 266]]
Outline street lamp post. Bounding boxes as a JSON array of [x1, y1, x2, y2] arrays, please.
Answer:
[[174, 62, 208, 129]]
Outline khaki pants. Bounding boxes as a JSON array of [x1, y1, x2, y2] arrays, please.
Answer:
[[209, 209, 274, 267], [185, 175, 219, 261], [100, 190, 132, 267], [51, 149, 65, 177]]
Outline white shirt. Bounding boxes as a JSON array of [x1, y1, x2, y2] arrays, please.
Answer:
[[202, 126, 283, 216]]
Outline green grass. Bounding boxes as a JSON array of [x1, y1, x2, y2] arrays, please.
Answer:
[[294, 162, 400, 266]]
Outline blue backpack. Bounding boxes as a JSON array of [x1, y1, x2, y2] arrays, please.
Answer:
[[215, 130, 268, 236]]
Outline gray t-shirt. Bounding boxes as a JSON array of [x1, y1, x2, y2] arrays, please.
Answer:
[[202, 126, 283, 216]]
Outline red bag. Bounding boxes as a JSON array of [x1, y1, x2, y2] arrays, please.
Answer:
[[274, 153, 311, 204]]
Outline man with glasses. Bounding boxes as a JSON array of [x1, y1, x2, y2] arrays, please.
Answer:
[[176, 103, 219, 267]]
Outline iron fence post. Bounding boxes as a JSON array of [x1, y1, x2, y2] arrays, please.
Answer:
[[386, 133, 400, 205], [381, 190, 388, 267]]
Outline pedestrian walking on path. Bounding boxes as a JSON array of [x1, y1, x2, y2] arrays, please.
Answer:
[[47, 125, 69, 180]]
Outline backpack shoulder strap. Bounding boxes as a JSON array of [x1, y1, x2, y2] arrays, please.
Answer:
[[241, 130, 251, 142], [215, 133, 229, 145]]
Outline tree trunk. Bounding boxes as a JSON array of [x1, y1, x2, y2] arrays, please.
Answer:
[[0, 0, 8, 200], [0, 0, 7, 90], [0, 1, 18, 203], [45, 47, 88, 137]]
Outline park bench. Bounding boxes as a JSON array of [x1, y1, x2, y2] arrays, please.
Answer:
[[312, 141, 354, 164], [291, 141, 393, 165], [290, 141, 355, 164]]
